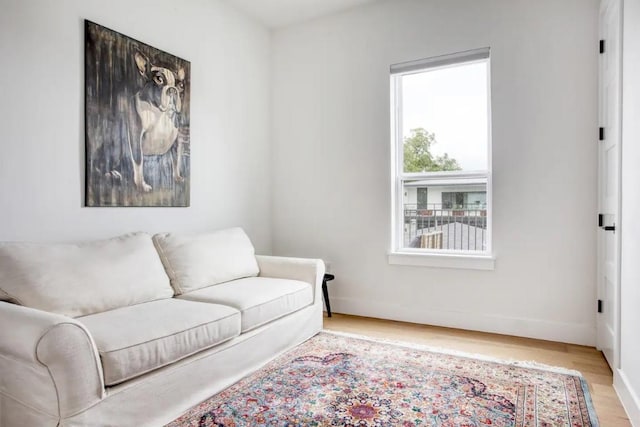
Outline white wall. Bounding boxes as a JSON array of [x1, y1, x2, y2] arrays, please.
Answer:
[[0, 0, 272, 252], [272, 0, 599, 345], [617, 0, 640, 422]]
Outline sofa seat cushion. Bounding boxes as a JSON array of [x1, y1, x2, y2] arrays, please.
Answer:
[[177, 277, 313, 332], [78, 299, 240, 386], [0, 233, 174, 317]]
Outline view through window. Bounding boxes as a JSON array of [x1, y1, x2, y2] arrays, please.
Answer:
[[391, 49, 491, 253]]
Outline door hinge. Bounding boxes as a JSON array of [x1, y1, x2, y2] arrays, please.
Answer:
[[600, 39, 605, 54], [599, 127, 605, 141], [597, 299, 603, 313], [598, 213, 603, 227]]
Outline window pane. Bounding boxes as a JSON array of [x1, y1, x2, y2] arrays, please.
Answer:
[[402, 181, 487, 251], [401, 61, 488, 173]]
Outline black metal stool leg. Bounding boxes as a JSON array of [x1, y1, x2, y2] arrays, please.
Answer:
[[322, 279, 332, 317]]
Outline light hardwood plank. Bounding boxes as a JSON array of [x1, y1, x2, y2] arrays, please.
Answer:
[[323, 313, 630, 426]]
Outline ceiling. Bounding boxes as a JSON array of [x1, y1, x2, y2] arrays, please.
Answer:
[[224, 0, 380, 29]]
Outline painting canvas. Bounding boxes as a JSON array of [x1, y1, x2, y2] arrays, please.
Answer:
[[85, 21, 190, 206]]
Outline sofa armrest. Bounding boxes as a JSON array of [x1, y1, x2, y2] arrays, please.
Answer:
[[255, 255, 325, 303], [0, 302, 104, 419]]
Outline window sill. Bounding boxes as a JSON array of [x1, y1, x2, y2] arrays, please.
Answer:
[[388, 251, 495, 270]]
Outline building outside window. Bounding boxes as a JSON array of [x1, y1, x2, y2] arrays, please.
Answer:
[[391, 48, 492, 254]]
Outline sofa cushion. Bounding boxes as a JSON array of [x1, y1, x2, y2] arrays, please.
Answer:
[[177, 277, 313, 332], [0, 233, 174, 317], [153, 228, 260, 295], [78, 299, 240, 386]]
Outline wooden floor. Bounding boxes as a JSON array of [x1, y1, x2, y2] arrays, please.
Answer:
[[324, 313, 630, 426]]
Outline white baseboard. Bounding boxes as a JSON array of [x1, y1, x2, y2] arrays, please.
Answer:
[[615, 369, 640, 426], [330, 297, 596, 346]]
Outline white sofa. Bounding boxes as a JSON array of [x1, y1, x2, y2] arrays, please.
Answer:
[[0, 228, 324, 426]]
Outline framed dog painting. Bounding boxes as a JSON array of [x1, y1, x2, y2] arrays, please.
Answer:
[[85, 20, 190, 207]]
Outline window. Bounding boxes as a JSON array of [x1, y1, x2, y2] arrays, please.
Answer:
[[390, 48, 492, 259], [442, 192, 486, 209]]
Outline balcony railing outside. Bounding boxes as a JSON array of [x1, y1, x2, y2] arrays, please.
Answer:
[[403, 203, 487, 251]]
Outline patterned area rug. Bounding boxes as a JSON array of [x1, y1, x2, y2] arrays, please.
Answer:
[[167, 331, 598, 427]]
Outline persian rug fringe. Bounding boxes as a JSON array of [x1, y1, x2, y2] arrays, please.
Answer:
[[321, 329, 586, 377]]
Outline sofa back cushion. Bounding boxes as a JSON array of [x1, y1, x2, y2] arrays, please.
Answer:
[[153, 228, 259, 295], [0, 233, 174, 317]]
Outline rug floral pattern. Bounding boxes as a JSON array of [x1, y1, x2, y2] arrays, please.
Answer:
[[167, 333, 597, 427]]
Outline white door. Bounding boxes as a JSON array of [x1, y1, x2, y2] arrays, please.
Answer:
[[597, 0, 622, 369]]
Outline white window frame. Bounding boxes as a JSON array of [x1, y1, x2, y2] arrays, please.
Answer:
[[389, 48, 495, 270]]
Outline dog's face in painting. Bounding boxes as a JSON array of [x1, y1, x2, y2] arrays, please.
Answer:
[[134, 51, 186, 121]]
